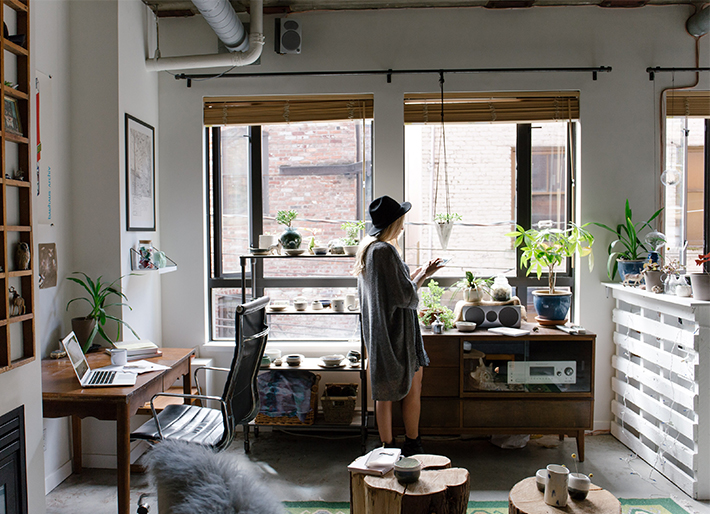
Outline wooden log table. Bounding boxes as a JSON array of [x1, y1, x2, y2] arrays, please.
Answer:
[[350, 454, 470, 514], [509, 477, 621, 514]]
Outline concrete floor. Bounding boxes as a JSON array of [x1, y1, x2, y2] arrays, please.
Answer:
[[45, 431, 710, 514]]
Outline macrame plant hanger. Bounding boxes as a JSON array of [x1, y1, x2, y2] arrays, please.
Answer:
[[433, 72, 454, 250]]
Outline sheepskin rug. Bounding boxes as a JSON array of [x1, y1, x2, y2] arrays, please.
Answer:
[[144, 440, 285, 514]]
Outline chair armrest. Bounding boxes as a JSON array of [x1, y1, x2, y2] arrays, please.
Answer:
[[148, 392, 228, 440], [193, 366, 230, 395]]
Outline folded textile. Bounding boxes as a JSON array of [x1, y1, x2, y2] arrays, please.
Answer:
[[257, 370, 315, 422]]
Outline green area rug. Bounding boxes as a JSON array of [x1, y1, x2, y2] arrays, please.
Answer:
[[282, 498, 688, 514]]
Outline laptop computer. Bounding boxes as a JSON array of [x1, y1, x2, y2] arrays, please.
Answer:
[[61, 332, 137, 387]]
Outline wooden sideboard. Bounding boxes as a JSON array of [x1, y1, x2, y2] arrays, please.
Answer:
[[392, 323, 596, 460]]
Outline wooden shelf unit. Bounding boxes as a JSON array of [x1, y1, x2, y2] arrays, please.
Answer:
[[0, 0, 34, 372]]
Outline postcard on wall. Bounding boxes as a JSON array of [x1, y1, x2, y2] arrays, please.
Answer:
[[38, 243, 57, 289]]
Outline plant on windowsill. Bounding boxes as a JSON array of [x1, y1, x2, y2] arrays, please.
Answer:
[[276, 209, 301, 250], [434, 212, 461, 250], [507, 221, 594, 324], [341, 220, 365, 255], [450, 271, 492, 303], [640, 260, 665, 293], [418, 279, 455, 330], [592, 199, 663, 282], [66, 272, 139, 353], [689, 253, 710, 300]]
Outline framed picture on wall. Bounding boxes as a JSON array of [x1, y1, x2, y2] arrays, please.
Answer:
[[4, 97, 22, 135], [125, 113, 155, 231]]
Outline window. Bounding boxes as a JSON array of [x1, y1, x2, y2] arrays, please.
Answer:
[[403, 92, 578, 319], [663, 91, 709, 271], [206, 95, 374, 341]]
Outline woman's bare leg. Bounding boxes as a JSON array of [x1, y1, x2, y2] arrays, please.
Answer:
[[401, 367, 424, 439], [376, 400, 393, 444]]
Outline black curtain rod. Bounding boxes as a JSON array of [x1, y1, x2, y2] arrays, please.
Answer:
[[176, 66, 612, 87], [647, 67, 710, 80]]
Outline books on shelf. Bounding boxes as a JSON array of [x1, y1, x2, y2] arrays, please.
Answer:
[[347, 447, 401, 476], [106, 340, 162, 360]]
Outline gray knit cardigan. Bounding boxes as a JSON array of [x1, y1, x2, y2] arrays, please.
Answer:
[[358, 241, 429, 401]]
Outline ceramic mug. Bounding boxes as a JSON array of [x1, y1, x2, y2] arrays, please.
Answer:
[[110, 349, 127, 366], [544, 464, 569, 507], [258, 234, 277, 250], [332, 298, 346, 312], [346, 293, 359, 311]]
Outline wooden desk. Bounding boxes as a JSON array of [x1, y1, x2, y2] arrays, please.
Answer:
[[42, 347, 195, 514]]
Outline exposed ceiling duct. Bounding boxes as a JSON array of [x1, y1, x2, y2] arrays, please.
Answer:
[[686, 5, 709, 37], [146, 0, 264, 72]]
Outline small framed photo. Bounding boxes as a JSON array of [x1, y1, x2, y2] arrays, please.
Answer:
[[4, 97, 21, 135], [125, 113, 155, 231]]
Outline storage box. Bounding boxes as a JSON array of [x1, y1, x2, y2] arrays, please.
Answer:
[[321, 383, 358, 425], [255, 372, 320, 426]]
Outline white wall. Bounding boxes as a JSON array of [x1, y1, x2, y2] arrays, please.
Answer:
[[155, 5, 709, 434]]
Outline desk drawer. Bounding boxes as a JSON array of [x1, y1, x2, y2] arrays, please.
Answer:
[[424, 337, 459, 367], [462, 400, 592, 429]]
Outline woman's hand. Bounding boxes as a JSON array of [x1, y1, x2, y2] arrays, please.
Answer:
[[412, 258, 444, 287]]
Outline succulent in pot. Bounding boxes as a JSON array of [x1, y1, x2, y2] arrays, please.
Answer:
[[450, 271, 492, 303], [66, 272, 139, 353], [508, 221, 594, 323], [592, 199, 663, 281], [276, 209, 301, 250]]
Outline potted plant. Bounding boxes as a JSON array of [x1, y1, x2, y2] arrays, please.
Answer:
[[508, 221, 594, 324], [640, 260, 664, 293], [66, 272, 139, 353], [592, 200, 663, 281], [689, 252, 710, 300], [451, 271, 492, 303], [341, 220, 365, 255], [434, 212, 461, 250], [276, 209, 301, 250], [418, 279, 455, 330]]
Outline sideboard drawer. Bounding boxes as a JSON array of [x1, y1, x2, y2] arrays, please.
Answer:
[[462, 400, 592, 429], [422, 367, 459, 397], [424, 337, 459, 367]]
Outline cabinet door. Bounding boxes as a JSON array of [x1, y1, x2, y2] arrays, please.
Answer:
[[462, 399, 592, 429]]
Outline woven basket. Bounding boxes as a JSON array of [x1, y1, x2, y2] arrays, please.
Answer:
[[321, 383, 358, 425], [255, 374, 321, 426]]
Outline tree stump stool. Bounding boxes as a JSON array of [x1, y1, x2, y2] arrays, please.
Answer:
[[350, 454, 469, 514], [509, 477, 621, 514]]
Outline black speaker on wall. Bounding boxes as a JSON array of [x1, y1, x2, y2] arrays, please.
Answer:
[[275, 18, 302, 54], [461, 305, 522, 328]]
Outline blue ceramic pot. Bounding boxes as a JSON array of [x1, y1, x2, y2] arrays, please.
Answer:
[[617, 259, 645, 282], [532, 291, 572, 322], [279, 227, 302, 250]]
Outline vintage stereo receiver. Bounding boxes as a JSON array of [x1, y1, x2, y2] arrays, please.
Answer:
[[507, 361, 577, 384], [461, 304, 522, 328]]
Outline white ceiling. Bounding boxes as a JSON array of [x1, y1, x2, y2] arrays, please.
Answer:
[[144, 0, 703, 17]]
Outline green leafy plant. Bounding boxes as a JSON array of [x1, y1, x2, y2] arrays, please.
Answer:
[[418, 279, 455, 329], [434, 212, 462, 224], [341, 220, 365, 246], [66, 272, 139, 352], [507, 222, 595, 294], [450, 271, 492, 300], [275, 210, 298, 228], [592, 199, 663, 280]]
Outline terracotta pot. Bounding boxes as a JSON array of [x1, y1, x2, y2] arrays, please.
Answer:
[[71, 317, 96, 353], [689, 273, 710, 301]]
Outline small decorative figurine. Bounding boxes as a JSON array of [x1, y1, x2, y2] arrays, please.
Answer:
[[15, 242, 30, 271], [8, 286, 25, 316]]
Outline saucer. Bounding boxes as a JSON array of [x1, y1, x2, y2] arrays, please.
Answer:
[[250, 248, 270, 255], [284, 249, 305, 256], [318, 361, 346, 369], [269, 304, 288, 312], [535, 316, 568, 326]]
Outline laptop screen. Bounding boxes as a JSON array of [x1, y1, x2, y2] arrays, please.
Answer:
[[63, 332, 90, 381]]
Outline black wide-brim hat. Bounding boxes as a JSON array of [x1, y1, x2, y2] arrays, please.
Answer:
[[368, 195, 411, 236]]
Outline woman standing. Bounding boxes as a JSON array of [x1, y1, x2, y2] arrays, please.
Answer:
[[353, 195, 443, 456]]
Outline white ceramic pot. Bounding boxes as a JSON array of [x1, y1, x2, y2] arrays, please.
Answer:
[[463, 287, 483, 303], [544, 464, 569, 507]]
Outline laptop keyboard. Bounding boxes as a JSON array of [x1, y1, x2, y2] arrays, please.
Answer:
[[88, 370, 116, 385]]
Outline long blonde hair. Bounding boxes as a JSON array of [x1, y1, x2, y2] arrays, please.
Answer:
[[352, 216, 405, 276]]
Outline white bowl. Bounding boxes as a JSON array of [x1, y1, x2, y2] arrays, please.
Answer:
[[568, 472, 590, 500], [293, 301, 308, 311], [535, 468, 547, 492], [313, 247, 328, 255], [264, 349, 281, 361], [320, 354, 345, 366], [284, 354, 303, 366], [343, 245, 358, 256], [456, 321, 477, 332]]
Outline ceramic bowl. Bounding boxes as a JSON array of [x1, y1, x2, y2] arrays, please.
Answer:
[[320, 354, 344, 366], [313, 246, 328, 255], [394, 457, 422, 484], [311, 300, 323, 310], [285, 248, 305, 256], [264, 349, 281, 361], [270, 300, 289, 311], [456, 321, 477, 332], [343, 245, 358, 256], [260, 355, 272, 368], [568, 472, 590, 500], [535, 468, 547, 492], [285, 354, 303, 366], [293, 300, 308, 311]]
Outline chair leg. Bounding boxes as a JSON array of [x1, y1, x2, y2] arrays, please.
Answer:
[[244, 424, 250, 453]]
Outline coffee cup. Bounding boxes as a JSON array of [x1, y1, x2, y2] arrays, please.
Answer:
[[332, 298, 346, 312], [258, 234, 277, 250], [110, 348, 127, 366], [544, 464, 569, 507], [346, 293, 359, 311]]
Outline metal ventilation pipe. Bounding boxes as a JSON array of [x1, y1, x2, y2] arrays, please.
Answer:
[[687, 6, 710, 37], [192, 0, 248, 52], [146, 0, 264, 72]]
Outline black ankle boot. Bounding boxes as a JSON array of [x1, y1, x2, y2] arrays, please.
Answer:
[[382, 440, 398, 449], [402, 435, 424, 457]]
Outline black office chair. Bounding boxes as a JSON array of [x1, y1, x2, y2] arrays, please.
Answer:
[[131, 296, 270, 453]]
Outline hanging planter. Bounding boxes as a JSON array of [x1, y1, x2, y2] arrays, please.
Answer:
[[434, 213, 461, 250]]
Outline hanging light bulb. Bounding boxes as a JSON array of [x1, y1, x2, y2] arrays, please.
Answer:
[[661, 168, 681, 187], [644, 231, 666, 251]]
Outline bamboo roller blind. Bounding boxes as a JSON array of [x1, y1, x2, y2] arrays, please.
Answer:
[[666, 91, 710, 117], [404, 92, 580, 123], [204, 94, 374, 125]]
